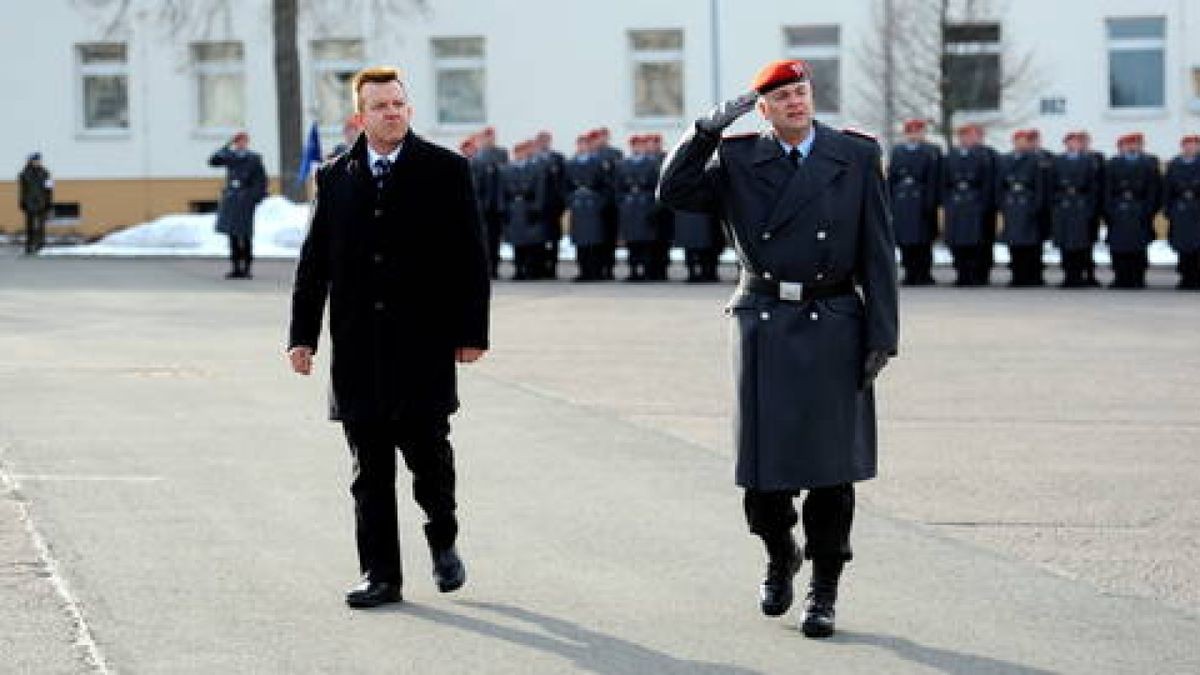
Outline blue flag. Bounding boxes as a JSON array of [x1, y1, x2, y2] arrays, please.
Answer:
[[296, 121, 323, 187]]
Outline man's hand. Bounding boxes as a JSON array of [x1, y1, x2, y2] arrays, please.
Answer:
[[288, 346, 314, 375], [456, 348, 487, 364], [862, 350, 890, 389], [697, 91, 759, 134]]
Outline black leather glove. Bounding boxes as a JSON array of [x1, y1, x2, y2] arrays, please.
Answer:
[[862, 350, 891, 389], [696, 91, 759, 135]]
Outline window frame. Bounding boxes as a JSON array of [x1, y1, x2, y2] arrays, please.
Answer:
[[75, 42, 131, 137], [943, 22, 1002, 114], [1105, 16, 1167, 113], [189, 41, 246, 136], [628, 28, 685, 125], [310, 38, 365, 134], [431, 36, 487, 129]]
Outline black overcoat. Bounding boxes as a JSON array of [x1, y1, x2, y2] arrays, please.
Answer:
[[210, 147, 267, 237], [1049, 154, 1101, 251], [659, 121, 898, 491], [1164, 157, 1200, 254], [565, 154, 611, 247], [616, 157, 662, 243], [887, 142, 942, 246], [1104, 154, 1162, 253], [942, 146, 997, 248], [288, 132, 490, 421], [996, 152, 1045, 246]]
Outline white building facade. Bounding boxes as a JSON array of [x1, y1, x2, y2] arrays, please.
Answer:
[[2, 0, 1198, 235]]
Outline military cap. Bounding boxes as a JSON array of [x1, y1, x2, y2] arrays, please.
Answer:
[[232, 130, 249, 143], [1181, 134, 1200, 146], [902, 119, 927, 133], [1063, 131, 1086, 143], [1117, 132, 1143, 147], [751, 59, 810, 94]]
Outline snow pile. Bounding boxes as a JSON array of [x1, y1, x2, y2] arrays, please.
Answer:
[[44, 196, 311, 259]]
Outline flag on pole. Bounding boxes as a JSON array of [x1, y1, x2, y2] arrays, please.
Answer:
[[296, 121, 323, 187]]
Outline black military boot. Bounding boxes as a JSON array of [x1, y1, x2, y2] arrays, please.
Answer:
[[801, 559, 843, 638], [759, 533, 801, 617]]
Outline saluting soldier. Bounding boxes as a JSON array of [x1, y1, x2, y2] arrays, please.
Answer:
[[942, 124, 997, 286], [209, 131, 268, 279], [1104, 133, 1162, 289], [887, 118, 942, 285], [476, 127, 510, 279], [996, 130, 1047, 286], [565, 133, 612, 282], [500, 141, 549, 281], [616, 135, 664, 281], [534, 131, 568, 280], [1051, 131, 1103, 287], [659, 59, 898, 639], [1164, 134, 1200, 290]]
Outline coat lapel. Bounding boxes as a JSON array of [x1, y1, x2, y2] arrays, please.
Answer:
[[763, 122, 849, 235]]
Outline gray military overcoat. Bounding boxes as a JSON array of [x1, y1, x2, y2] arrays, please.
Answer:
[[659, 120, 898, 491], [209, 147, 267, 238]]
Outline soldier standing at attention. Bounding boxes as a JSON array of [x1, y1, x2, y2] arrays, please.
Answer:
[[534, 131, 568, 280], [476, 127, 509, 279], [501, 141, 548, 281], [1080, 132, 1106, 286], [996, 130, 1047, 286], [887, 119, 942, 285], [1104, 133, 1161, 289], [616, 135, 662, 282], [942, 124, 997, 286], [566, 133, 613, 282], [658, 59, 898, 639], [646, 133, 675, 280], [1050, 131, 1102, 288], [595, 127, 624, 280], [17, 152, 52, 255], [1027, 129, 1056, 246], [209, 131, 267, 279], [1164, 134, 1200, 290]]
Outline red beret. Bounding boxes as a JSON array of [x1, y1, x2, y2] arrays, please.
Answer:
[[955, 123, 982, 136], [232, 131, 249, 142], [1011, 129, 1027, 142], [1063, 131, 1086, 143], [482, 126, 496, 135], [1026, 128, 1041, 140], [750, 59, 809, 94], [586, 129, 603, 140], [902, 119, 927, 133], [459, 138, 476, 152], [1117, 132, 1143, 146], [1181, 134, 1200, 145]]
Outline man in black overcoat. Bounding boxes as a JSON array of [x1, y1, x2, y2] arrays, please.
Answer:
[[287, 67, 490, 609], [659, 59, 898, 639]]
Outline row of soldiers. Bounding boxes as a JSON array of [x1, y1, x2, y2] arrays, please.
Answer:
[[890, 120, 1200, 290], [460, 126, 724, 282]]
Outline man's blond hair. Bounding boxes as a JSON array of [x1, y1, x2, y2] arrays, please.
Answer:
[[351, 66, 407, 112]]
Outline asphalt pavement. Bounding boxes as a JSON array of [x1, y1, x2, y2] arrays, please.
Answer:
[[1, 253, 1198, 674]]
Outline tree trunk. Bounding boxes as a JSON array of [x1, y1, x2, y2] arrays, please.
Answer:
[[882, 0, 896, 147], [937, 0, 953, 148], [273, 0, 305, 202]]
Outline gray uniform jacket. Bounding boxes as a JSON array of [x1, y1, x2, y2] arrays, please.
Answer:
[[209, 147, 267, 237], [658, 120, 898, 491]]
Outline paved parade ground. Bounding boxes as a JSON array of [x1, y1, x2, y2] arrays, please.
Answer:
[[2, 252, 1199, 674]]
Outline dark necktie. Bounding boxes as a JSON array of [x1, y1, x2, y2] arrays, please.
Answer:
[[788, 147, 803, 168], [373, 158, 392, 192]]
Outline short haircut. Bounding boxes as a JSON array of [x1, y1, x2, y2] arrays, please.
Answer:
[[351, 66, 406, 112]]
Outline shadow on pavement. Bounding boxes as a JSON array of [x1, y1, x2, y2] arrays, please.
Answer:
[[389, 600, 763, 675], [832, 630, 1057, 675]]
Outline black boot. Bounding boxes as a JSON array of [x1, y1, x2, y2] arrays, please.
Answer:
[[801, 559, 844, 638], [759, 533, 801, 617]]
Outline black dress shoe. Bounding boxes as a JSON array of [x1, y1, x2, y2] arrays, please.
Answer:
[[432, 547, 466, 593], [345, 579, 402, 608], [759, 540, 802, 617], [800, 590, 836, 638]]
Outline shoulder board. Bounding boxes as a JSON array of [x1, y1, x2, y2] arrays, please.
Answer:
[[721, 132, 758, 141], [841, 127, 879, 144]]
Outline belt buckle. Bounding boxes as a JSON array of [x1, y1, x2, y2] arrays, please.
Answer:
[[779, 281, 804, 302]]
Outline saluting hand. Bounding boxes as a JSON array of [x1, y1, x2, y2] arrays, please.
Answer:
[[288, 346, 314, 375], [697, 91, 759, 134]]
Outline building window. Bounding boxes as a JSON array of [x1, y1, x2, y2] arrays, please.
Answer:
[[192, 41, 245, 131], [77, 43, 129, 131], [783, 25, 840, 114], [945, 23, 1001, 112], [1107, 17, 1165, 109], [432, 37, 485, 125], [630, 29, 684, 120], [311, 39, 364, 130]]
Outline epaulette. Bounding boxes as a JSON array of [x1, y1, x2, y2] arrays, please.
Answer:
[[721, 132, 758, 141], [841, 126, 879, 144]]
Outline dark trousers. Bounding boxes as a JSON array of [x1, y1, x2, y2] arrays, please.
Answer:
[[1176, 252, 1200, 289], [228, 234, 253, 274], [342, 415, 458, 584], [647, 240, 671, 281], [485, 214, 504, 279], [625, 242, 653, 280], [575, 245, 606, 281], [744, 484, 855, 562], [1111, 251, 1148, 288], [951, 245, 992, 286], [543, 239, 560, 279], [1008, 245, 1044, 286], [899, 244, 934, 285], [24, 211, 45, 254], [684, 248, 720, 282], [1060, 248, 1093, 287], [512, 244, 544, 280]]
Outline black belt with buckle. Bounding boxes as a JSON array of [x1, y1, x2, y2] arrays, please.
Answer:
[[738, 273, 855, 302]]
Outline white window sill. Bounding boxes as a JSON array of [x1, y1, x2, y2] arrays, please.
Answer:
[[193, 128, 245, 141], [75, 128, 131, 140], [1104, 107, 1168, 121]]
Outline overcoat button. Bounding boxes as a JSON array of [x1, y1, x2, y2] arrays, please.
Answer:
[[816, 272, 825, 280], [373, 254, 383, 263], [374, 208, 383, 218], [761, 231, 772, 241], [760, 312, 770, 320], [763, 271, 773, 280], [810, 311, 819, 321], [816, 231, 827, 240], [374, 301, 384, 310]]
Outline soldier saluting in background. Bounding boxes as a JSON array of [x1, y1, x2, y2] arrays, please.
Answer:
[[209, 131, 267, 279]]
